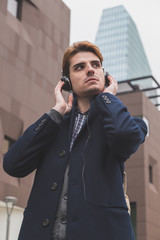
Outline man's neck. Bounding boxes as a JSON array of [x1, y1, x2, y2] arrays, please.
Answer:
[[77, 97, 91, 114]]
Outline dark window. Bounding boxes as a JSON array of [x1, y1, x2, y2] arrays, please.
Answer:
[[16, 0, 23, 20], [130, 202, 137, 240], [7, 0, 37, 20], [149, 165, 153, 183]]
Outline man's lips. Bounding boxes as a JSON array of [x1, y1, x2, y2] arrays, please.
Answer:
[[85, 77, 99, 83]]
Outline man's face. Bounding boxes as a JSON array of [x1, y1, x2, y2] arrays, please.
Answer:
[[69, 51, 105, 98]]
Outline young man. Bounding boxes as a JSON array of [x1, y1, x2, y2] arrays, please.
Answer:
[[3, 41, 147, 240]]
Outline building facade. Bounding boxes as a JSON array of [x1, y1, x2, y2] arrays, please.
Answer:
[[118, 90, 160, 240], [0, 0, 70, 239], [95, 5, 152, 82]]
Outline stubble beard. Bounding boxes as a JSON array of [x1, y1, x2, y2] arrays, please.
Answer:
[[83, 83, 105, 98]]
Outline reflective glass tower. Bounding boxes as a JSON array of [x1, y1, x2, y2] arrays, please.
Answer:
[[95, 5, 152, 82]]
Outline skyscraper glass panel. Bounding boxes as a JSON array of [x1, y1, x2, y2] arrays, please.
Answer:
[[95, 5, 152, 82]]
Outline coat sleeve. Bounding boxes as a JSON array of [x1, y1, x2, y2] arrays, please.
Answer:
[[3, 113, 62, 178], [94, 92, 147, 160]]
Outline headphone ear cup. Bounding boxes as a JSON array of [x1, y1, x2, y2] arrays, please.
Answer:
[[61, 76, 72, 91], [105, 72, 110, 87]]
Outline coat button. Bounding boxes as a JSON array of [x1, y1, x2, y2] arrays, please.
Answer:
[[59, 150, 66, 157], [60, 215, 67, 224], [102, 95, 111, 103], [42, 118, 47, 122], [51, 182, 58, 191], [63, 192, 68, 200], [106, 99, 111, 104], [42, 218, 50, 227]]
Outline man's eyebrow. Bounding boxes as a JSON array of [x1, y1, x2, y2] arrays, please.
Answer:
[[91, 60, 101, 64]]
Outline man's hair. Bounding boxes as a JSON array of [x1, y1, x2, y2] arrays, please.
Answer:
[[62, 41, 103, 77]]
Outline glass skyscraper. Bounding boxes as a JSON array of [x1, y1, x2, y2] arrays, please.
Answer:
[[95, 5, 152, 82]]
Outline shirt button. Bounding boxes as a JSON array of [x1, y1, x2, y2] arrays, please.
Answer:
[[51, 182, 58, 191], [60, 215, 67, 224], [42, 218, 50, 227], [59, 150, 66, 157]]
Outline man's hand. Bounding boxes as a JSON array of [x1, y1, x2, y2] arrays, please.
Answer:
[[52, 81, 73, 116], [103, 75, 118, 95]]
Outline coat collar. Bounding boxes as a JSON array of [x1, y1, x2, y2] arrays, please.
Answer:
[[65, 94, 98, 119]]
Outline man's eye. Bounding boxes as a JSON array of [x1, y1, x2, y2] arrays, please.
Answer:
[[75, 65, 83, 71], [92, 62, 101, 68]]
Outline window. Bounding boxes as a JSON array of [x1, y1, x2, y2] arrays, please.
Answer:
[[2, 135, 16, 155], [7, 0, 37, 20], [7, 0, 23, 20], [130, 202, 137, 239], [149, 165, 153, 183], [7, 0, 18, 17], [148, 156, 158, 190]]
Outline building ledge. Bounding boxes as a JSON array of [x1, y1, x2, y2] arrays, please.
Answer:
[[117, 75, 160, 110]]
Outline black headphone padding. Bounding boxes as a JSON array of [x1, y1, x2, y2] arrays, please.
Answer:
[[61, 76, 72, 91]]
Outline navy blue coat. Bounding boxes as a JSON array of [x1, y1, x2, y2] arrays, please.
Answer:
[[3, 93, 147, 240]]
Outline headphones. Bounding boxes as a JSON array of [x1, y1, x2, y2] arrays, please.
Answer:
[[61, 71, 110, 92]]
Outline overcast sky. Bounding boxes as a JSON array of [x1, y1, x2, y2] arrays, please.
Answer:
[[62, 0, 160, 81]]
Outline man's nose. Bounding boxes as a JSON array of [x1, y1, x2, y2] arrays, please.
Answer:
[[87, 64, 94, 75]]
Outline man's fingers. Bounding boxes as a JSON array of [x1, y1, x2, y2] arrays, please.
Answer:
[[67, 92, 73, 108], [108, 76, 118, 90], [108, 75, 116, 84], [55, 81, 65, 93]]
